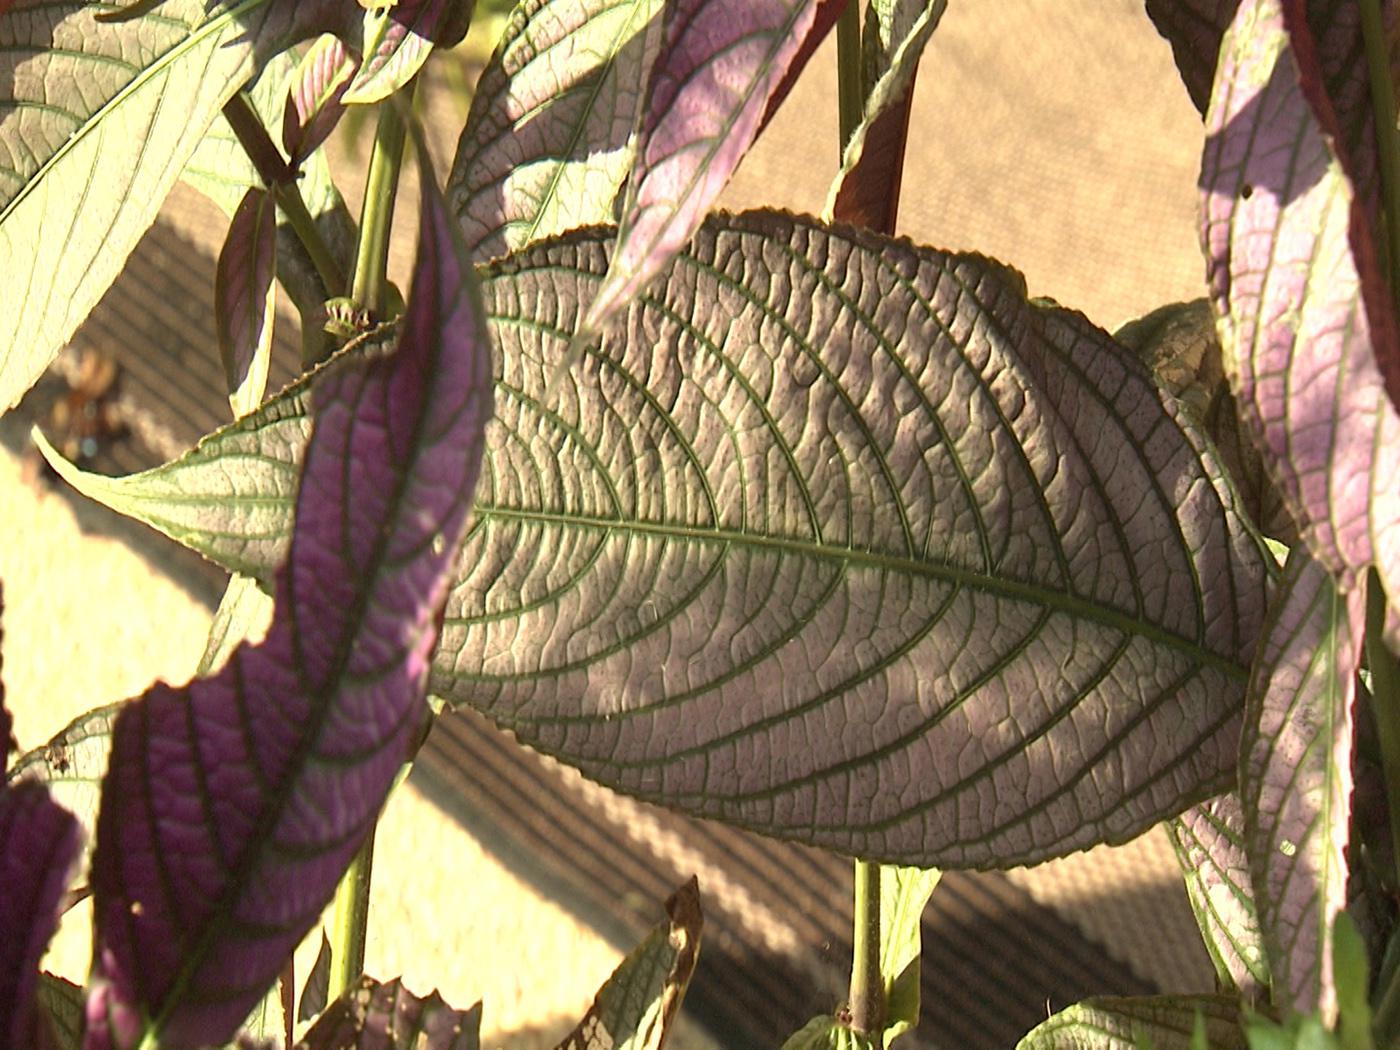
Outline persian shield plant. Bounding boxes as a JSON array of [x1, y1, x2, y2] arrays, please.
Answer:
[[3, 0, 1400, 1047]]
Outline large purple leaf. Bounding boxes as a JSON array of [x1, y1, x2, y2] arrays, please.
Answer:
[[84, 167, 492, 1049], [1202, 0, 1400, 612], [447, 0, 667, 264], [0, 0, 358, 412], [575, 0, 825, 341], [216, 187, 279, 417], [299, 978, 481, 1050], [1239, 548, 1363, 1022], [1166, 795, 1270, 999], [826, 0, 947, 235], [0, 782, 80, 1050], [44, 212, 1271, 868]]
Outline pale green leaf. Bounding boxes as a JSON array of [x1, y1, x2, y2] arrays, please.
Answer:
[[778, 1017, 878, 1050], [0, 0, 353, 411], [34, 974, 83, 1050], [1018, 996, 1247, 1050], [880, 865, 940, 1043], [198, 574, 275, 677]]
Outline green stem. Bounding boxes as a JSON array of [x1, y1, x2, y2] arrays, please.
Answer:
[[1367, 569, 1400, 892], [221, 93, 346, 298], [1361, 0, 1400, 306], [328, 826, 377, 1001], [848, 858, 885, 1044], [835, 0, 863, 155], [350, 90, 411, 316]]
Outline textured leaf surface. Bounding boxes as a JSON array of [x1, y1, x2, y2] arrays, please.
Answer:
[[1016, 995, 1245, 1049], [216, 188, 279, 416], [778, 1018, 876, 1050], [342, 0, 454, 105], [283, 35, 356, 164], [85, 171, 492, 1049], [48, 213, 1270, 866], [880, 865, 940, 1043], [448, 0, 665, 263], [1167, 795, 1270, 999], [553, 878, 701, 1050], [0, 0, 351, 412], [1144, 0, 1239, 113], [576, 0, 821, 339], [826, 0, 947, 234], [35, 975, 84, 1050], [1201, 0, 1400, 611], [0, 782, 80, 1049], [1240, 549, 1363, 1022], [300, 977, 481, 1050]]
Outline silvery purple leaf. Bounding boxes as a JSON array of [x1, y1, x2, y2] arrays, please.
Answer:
[[341, 0, 467, 106], [1167, 795, 1270, 999], [1201, 0, 1400, 615], [447, 0, 666, 264], [299, 978, 480, 1050], [40, 211, 1268, 867], [575, 0, 824, 342], [0, 782, 80, 1050], [216, 187, 279, 416], [84, 163, 492, 1050], [282, 35, 356, 165], [1240, 548, 1363, 1023]]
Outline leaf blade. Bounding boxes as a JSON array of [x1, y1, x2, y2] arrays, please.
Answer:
[[1017, 995, 1246, 1050], [216, 187, 280, 416]]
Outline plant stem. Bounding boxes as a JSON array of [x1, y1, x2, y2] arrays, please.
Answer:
[[1366, 569, 1400, 893], [1361, 0, 1400, 305], [328, 826, 377, 1001], [835, 0, 863, 155], [350, 90, 411, 316], [221, 93, 346, 298], [848, 858, 885, 1044]]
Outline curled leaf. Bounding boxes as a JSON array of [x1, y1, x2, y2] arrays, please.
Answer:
[[85, 163, 492, 1048], [282, 35, 357, 164], [216, 187, 279, 416]]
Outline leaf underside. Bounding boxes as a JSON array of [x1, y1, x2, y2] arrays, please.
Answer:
[[46, 211, 1269, 869], [1016, 994, 1245, 1049]]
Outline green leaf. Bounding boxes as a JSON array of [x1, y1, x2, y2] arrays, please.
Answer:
[[38, 212, 1269, 867], [34, 974, 84, 1050], [1017, 995, 1247, 1050], [1331, 913, 1371, 1050], [880, 865, 940, 1043], [552, 878, 701, 1050], [778, 1017, 879, 1050], [0, 0, 354, 412], [448, 0, 666, 263], [197, 574, 275, 677]]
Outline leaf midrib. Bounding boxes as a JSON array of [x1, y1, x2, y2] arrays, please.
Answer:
[[0, 0, 267, 225], [474, 503, 1251, 680]]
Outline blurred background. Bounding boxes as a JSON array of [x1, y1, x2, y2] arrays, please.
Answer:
[[2, 2, 1219, 1046]]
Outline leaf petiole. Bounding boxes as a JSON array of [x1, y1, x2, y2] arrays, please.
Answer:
[[835, 0, 863, 154], [848, 858, 885, 1045]]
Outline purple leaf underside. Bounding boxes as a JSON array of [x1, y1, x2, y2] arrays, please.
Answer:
[[85, 168, 492, 1049], [1202, 0, 1400, 614], [215, 187, 278, 415], [577, 0, 823, 339], [1240, 549, 1364, 1022], [299, 978, 481, 1050], [39, 211, 1269, 869], [282, 34, 356, 163]]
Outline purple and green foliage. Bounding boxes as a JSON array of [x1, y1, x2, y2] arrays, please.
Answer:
[[216, 188, 280, 417], [342, 0, 472, 106], [83, 165, 491, 1048], [283, 35, 358, 165]]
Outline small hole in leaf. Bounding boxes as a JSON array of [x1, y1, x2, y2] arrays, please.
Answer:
[[1241, 184, 1254, 199]]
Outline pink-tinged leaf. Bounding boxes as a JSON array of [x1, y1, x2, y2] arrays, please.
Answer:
[[282, 35, 356, 165], [1167, 795, 1270, 999], [1239, 548, 1363, 1022], [0, 782, 80, 1050], [84, 166, 493, 1050], [216, 187, 279, 417], [299, 978, 480, 1050], [342, 0, 464, 106], [576, 0, 823, 342], [826, 0, 948, 235], [1202, 0, 1400, 616]]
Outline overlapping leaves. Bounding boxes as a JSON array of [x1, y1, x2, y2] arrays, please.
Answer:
[[43, 211, 1268, 868]]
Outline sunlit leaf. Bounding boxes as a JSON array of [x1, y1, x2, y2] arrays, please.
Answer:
[[1201, 0, 1400, 614], [342, 0, 469, 105], [84, 164, 492, 1050], [1167, 795, 1271, 999], [1240, 548, 1363, 1023], [198, 576, 276, 679], [299, 977, 481, 1050], [283, 35, 357, 164], [826, 0, 948, 234], [553, 878, 701, 1050], [880, 865, 940, 1044], [45, 212, 1270, 867], [216, 188, 279, 417], [1017, 995, 1246, 1049], [574, 0, 826, 343], [448, 0, 666, 263], [0, 0, 356, 412]]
